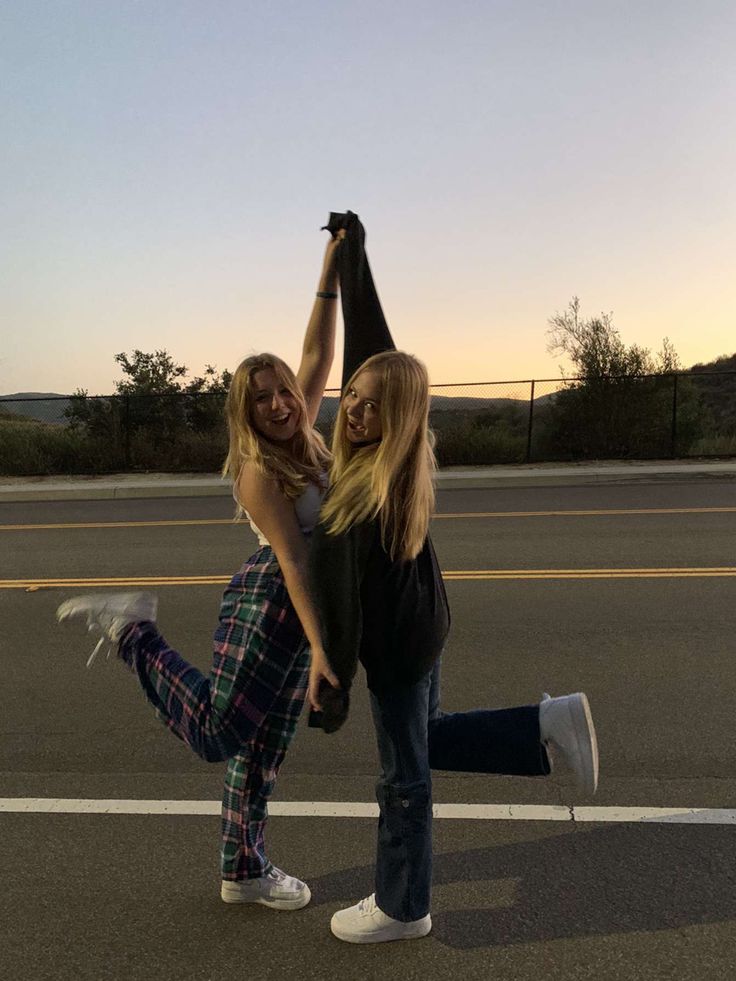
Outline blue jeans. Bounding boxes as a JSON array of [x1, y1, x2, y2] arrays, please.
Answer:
[[369, 659, 550, 921]]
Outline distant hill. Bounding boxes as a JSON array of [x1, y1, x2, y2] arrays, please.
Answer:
[[1, 392, 70, 399], [317, 391, 553, 416], [1, 388, 556, 427], [5, 357, 731, 429], [688, 353, 736, 373], [0, 393, 71, 424]]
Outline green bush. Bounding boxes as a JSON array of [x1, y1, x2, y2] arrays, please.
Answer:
[[434, 421, 526, 466], [689, 434, 736, 456], [0, 419, 123, 475], [126, 427, 228, 471], [0, 417, 231, 476], [532, 375, 708, 460]]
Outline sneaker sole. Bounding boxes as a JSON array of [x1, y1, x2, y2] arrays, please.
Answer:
[[56, 593, 158, 624], [330, 916, 432, 944], [567, 693, 599, 795], [220, 882, 311, 910]]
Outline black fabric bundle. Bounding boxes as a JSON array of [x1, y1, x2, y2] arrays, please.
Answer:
[[321, 210, 396, 387], [308, 210, 395, 734]]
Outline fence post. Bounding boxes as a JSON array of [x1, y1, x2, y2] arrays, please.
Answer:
[[670, 373, 678, 459], [526, 379, 536, 463], [124, 395, 131, 469]]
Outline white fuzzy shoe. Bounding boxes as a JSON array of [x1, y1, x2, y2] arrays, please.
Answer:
[[56, 592, 158, 667], [220, 867, 311, 910], [539, 692, 599, 795], [330, 894, 431, 944]]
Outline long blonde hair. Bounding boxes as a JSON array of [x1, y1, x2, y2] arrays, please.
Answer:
[[320, 351, 436, 561], [222, 353, 331, 504]]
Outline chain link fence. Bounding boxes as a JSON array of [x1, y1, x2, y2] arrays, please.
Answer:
[[1, 371, 735, 476]]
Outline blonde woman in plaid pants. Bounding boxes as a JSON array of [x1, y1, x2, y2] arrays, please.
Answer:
[[58, 227, 345, 910]]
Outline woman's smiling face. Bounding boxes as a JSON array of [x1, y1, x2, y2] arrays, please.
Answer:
[[250, 367, 300, 442], [343, 369, 383, 444]]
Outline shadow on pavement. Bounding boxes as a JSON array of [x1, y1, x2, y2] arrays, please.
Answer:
[[307, 822, 736, 949]]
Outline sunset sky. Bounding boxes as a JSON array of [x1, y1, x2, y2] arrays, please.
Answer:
[[2, 0, 735, 395]]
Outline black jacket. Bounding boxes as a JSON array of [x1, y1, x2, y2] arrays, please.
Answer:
[[309, 517, 450, 694]]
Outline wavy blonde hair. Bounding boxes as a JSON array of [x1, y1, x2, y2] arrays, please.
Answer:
[[320, 351, 436, 561], [222, 353, 331, 506]]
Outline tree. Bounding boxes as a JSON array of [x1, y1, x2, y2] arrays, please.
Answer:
[[546, 296, 678, 378], [113, 350, 189, 396], [539, 298, 702, 459], [65, 350, 232, 468], [183, 364, 234, 433], [111, 350, 231, 444]]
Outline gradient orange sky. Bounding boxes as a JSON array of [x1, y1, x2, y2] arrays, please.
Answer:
[[2, 1, 735, 395]]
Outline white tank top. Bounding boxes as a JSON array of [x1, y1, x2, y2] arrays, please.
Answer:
[[234, 474, 328, 547]]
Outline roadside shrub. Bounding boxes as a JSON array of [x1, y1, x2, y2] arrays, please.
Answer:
[[126, 427, 228, 471], [434, 421, 526, 466], [689, 434, 736, 456], [0, 419, 123, 475]]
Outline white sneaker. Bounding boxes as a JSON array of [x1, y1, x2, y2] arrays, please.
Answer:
[[220, 867, 311, 910], [56, 592, 158, 668], [539, 692, 599, 795], [330, 894, 431, 944]]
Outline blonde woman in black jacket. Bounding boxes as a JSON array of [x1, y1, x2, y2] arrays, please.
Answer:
[[307, 213, 599, 945]]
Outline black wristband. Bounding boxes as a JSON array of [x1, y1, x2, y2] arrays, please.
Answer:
[[316, 291, 338, 299]]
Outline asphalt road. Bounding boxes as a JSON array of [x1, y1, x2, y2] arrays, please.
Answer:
[[1, 479, 736, 980]]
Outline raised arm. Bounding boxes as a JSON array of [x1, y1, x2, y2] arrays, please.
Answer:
[[296, 229, 345, 426]]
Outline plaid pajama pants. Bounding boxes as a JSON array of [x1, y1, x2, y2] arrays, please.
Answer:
[[118, 546, 310, 880]]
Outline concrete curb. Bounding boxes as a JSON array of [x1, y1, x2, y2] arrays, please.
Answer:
[[0, 479, 230, 503], [1, 461, 735, 502], [436, 465, 736, 490]]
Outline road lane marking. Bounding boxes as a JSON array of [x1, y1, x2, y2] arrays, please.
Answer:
[[2, 506, 736, 532], [434, 507, 736, 519], [1, 798, 735, 824], [2, 576, 232, 591], [445, 568, 736, 580], [4, 568, 736, 590], [0, 519, 235, 532]]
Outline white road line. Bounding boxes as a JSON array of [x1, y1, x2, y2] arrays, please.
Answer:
[[1, 799, 735, 824]]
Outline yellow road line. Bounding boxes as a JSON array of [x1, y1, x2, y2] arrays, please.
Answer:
[[445, 571, 736, 580], [4, 568, 736, 591], [4, 578, 230, 591], [434, 507, 736, 519], [447, 567, 736, 574], [0, 519, 235, 532], [2, 506, 735, 532]]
